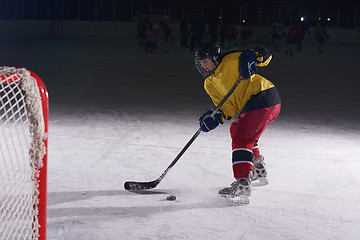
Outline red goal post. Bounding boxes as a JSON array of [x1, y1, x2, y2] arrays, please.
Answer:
[[0, 67, 48, 240]]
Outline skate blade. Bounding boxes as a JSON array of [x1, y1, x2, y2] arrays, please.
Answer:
[[230, 195, 250, 205], [220, 194, 250, 205], [252, 177, 268, 187]]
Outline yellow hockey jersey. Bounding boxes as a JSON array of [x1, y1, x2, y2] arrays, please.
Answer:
[[204, 51, 281, 119]]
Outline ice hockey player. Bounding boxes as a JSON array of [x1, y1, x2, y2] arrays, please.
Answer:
[[195, 43, 281, 204], [144, 26, 159, 53], [315, 19, 329, 54], [286, 23, 299, 57]]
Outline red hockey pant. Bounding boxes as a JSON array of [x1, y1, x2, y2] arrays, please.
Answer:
[[230, 103, 281, 179]]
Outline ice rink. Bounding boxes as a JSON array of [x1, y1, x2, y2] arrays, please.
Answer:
[[1, 36, 359, 239]]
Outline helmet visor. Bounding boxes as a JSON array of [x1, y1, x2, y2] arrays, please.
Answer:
[[194, 56, 218, 76]]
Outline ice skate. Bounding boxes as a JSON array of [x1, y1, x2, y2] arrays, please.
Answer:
[[219, 178, 251, 205], [251, 155, 268, 187]]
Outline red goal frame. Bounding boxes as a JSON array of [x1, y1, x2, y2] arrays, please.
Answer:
[[0, 68, 48, 240]]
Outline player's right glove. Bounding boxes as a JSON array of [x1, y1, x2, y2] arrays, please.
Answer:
[[199, 109, 225, 132]]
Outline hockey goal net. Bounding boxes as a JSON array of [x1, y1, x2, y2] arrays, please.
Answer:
[[0, 67, 48, 240]]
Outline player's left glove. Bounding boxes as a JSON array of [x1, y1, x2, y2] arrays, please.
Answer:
[[199, 109, 225, 132], [239, 50, 258, 79]]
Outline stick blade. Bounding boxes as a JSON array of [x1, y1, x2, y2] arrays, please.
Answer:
[[124, 180, 160, 191]]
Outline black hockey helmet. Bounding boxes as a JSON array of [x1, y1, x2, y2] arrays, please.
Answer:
[[194, 42, 222, 76]]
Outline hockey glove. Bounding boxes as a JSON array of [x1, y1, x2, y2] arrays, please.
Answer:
[[199, 109, 225, 132], [239, 50, 258, 79], [253, 46, 271, 64]]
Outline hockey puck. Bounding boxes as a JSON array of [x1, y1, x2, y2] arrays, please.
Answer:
[[166, 195, 176, 201]]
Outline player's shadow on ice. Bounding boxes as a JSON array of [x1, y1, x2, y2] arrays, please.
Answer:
[[47, 189, 233, 219], [48, 189, 166, 205]]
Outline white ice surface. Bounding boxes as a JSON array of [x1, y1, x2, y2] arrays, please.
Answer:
[[1, 38, 360, 240]]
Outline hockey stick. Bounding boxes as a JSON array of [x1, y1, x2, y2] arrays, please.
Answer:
[[124, 77, 243, 191]]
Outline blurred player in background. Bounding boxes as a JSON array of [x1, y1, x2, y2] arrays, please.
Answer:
[[315, 19, 329, 54]]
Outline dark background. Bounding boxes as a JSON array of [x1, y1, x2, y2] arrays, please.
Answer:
[[0, 0, 358, 28]]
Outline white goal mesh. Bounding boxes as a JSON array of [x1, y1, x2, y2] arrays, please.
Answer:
[[0, 67, 48, 240]]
